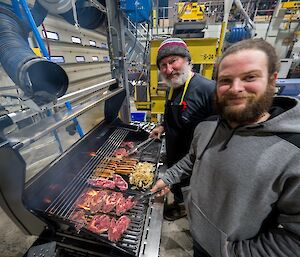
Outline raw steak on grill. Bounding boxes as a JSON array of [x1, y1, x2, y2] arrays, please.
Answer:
[[115, 196, 136, 216], [88, 178, 115, 189], [89, 190, 109, 214], [117, 215, 131, 233], [113, 148, 128, 157], [120, 141, 134, 149], [69, 210, 87, 230], [108, 215, 131, 242], [75, 188, 98, 209], [113, 174, 128, 191], [101, 191, 124, 213], [87, 214, 111, 234]]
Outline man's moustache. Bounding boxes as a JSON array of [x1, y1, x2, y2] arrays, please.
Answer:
[[167, 72, 180, 79]]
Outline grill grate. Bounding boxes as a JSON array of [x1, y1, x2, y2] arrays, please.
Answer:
[[46, 128, 128, 217], [44, 128, 151, 256], [79, 202, 147, 254]]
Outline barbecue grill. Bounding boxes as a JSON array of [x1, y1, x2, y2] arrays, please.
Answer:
[[0, 80, 165, 257]]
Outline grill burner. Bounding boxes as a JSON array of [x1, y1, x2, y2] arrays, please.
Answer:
[[37, 127, 159, 256]]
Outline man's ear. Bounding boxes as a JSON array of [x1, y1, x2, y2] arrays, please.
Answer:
[[270, 72, 278, 88]]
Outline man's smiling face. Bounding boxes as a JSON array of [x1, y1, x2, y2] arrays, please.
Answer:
[[215, 49, 277, 125]]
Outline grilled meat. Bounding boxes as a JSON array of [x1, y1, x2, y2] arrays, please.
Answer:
[[112, 174, 128, 191], [87, 214, 111, 234], [69, 210, 88, 230], [108, 215, 131, 242], [116, 196, 136, 216]]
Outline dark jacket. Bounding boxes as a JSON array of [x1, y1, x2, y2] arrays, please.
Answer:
[[163, 73, 215, 167], [162, 96, 300, 257]]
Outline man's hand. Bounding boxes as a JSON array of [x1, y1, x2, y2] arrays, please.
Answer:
[[149, 125, 164, 139], [151, 179, 170, 197]]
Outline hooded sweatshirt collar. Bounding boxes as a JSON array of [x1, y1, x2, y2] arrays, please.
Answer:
[[217, 96, 300, 150]]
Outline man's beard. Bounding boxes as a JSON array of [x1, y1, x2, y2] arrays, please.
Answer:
[[215, 83, 275, 124], [161, 62, 192, 89]]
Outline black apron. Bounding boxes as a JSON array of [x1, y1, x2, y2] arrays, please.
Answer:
[[164, 74, 193, 168]]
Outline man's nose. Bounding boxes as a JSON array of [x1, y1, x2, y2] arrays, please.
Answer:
[[165, 63, 173, 74], [230, 79, 244, 93]]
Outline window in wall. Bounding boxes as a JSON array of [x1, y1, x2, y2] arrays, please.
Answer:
[[92, 56, 99, 62], [100, 42, 108, 49], [42, 30, 59, 40], [50, 56, 65, 63], [89, 40, 96, 46], [72, 36, 82, 44], [103, 56, 110, 62], [75, 56, 85, 62]]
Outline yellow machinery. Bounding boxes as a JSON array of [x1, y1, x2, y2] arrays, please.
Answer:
[[135, 38, 218, 122], [282, 1, 300, 9], [281, 1, 300, 30], [177, 2, 205, 22], [173, 2, 207, 38], [177, 2, 205, 21], [134, 2, 219, 121]]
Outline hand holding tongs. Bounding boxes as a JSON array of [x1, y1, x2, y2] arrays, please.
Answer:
[[133, 188, 164, 202], [127, 137, 155, 156]]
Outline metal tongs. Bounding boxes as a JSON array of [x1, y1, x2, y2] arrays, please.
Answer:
[[127, 137, 155, 156], [133, 188, 163, 202]]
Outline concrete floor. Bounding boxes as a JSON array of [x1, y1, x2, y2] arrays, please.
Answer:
[[0, 208, 37, 257], [160, 216, 193, 257]]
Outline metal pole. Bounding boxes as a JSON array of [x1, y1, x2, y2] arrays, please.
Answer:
[[65, 101, 84, 138], [105, 0, 131, 123], [11, 0, 22, 19], [18, 0, 50, 59]]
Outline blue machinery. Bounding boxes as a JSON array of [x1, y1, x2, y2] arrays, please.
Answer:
[[120, 0, 152, 23], [277, 79, 300, 99], [225, 26, 252, 43]]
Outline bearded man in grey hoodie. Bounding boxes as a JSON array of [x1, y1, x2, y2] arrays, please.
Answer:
[[152, 38, 300, 257]]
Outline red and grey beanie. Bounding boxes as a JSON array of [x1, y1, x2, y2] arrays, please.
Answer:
[[156, 37, 191, 68]]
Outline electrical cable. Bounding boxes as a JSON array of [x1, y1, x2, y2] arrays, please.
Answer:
[[41, 23, 51, 57]]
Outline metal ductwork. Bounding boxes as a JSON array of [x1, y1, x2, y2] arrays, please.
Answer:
[[0, 0, 107, 106], [38, 0, 106, 29], [36, 0, 75, 14], [0, 6, 69, 106]]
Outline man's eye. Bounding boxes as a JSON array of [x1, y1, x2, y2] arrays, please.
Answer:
[[218, 79, 230, 84], [245, 75, 256, 81]]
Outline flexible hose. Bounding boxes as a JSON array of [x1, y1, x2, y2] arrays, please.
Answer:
[[0, 7, 68, 105], [61, 0, 106, 29]]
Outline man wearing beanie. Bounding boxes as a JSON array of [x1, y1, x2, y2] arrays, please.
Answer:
[[150, 37, 215, 221]]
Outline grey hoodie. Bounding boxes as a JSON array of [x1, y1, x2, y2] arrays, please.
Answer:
[[162, 96, 300, 257]]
